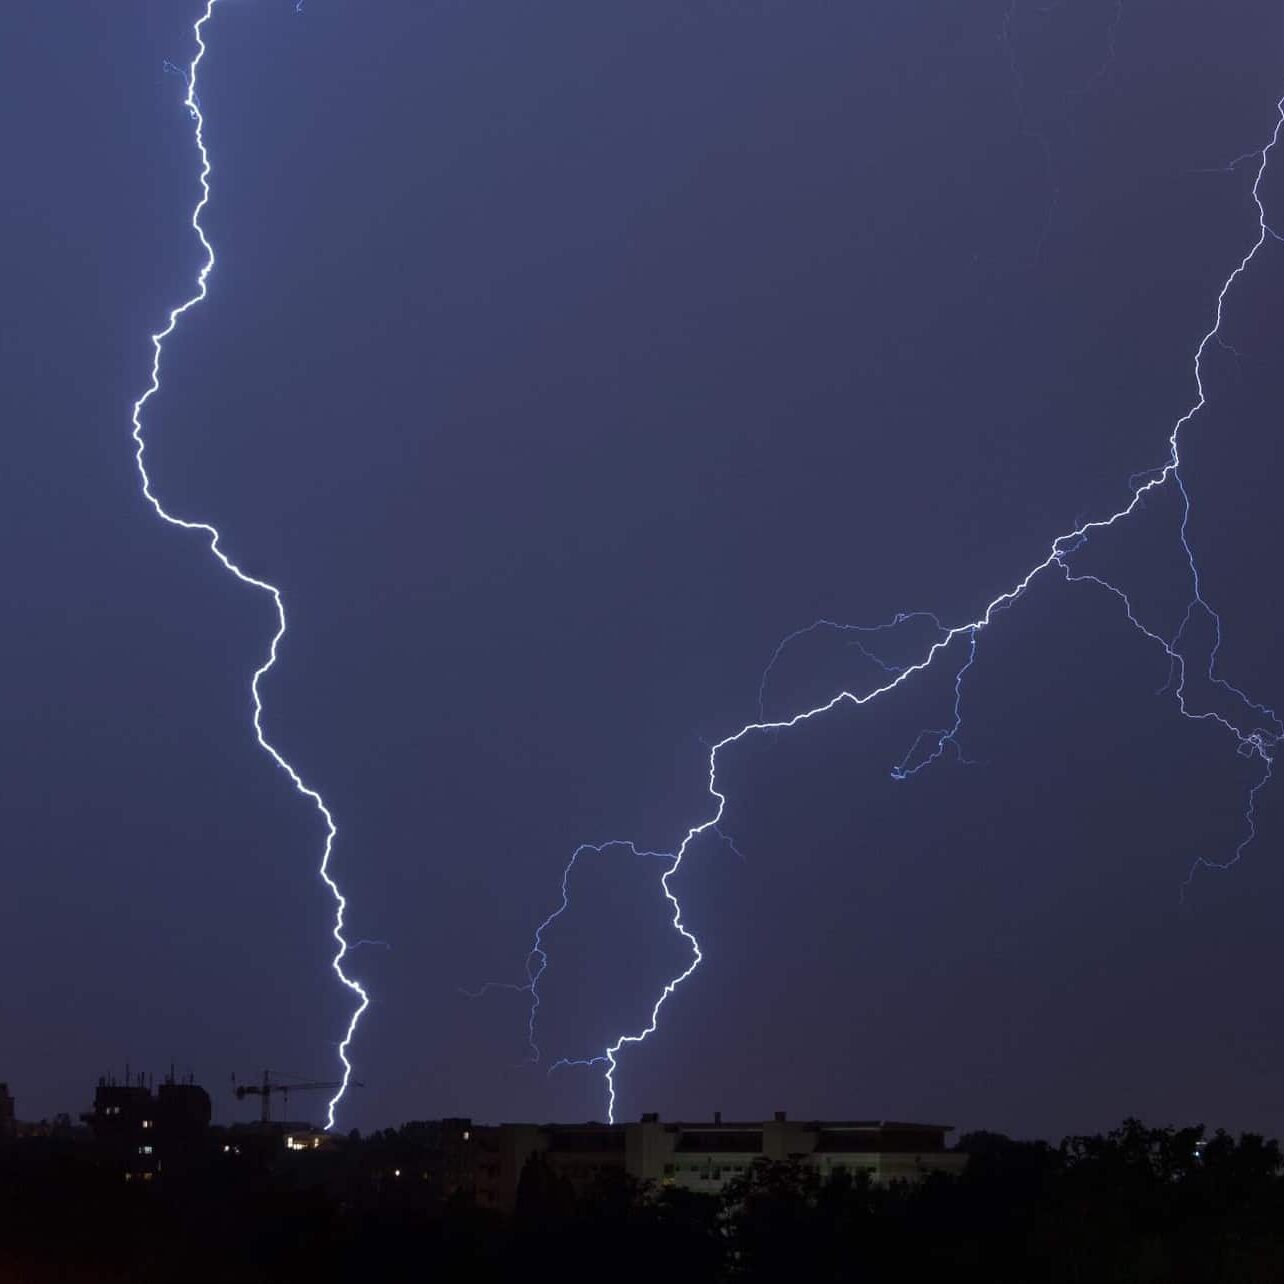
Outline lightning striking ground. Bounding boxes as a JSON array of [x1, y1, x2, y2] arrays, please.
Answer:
[[129, 0, 368, 1130], [496, 92, 1284, 1123]]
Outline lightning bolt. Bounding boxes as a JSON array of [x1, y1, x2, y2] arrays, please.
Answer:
[[465, 841, 676, 1068], [129, 1, 368, 1130], [496, 92, 1284, 1123]]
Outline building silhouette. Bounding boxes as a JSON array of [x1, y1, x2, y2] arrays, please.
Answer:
[[82, 1071, 212, 1179], [394, 1112, 967, 1209], [0, 1082, 14, 1142], [348, 1111, 965, 1210]]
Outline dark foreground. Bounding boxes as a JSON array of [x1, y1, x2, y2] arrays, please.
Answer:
[[2, 1120, 1282, 1282]]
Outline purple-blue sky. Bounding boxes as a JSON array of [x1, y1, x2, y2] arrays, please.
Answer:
[[3, 0, 1284, 1139]]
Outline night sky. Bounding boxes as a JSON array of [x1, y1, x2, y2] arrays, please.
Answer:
[[3, 0, 1284, 1140]]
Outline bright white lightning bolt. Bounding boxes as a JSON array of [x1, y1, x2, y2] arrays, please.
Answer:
[[495, 92, 1284, 1124], [129, 1, 368, 1130]]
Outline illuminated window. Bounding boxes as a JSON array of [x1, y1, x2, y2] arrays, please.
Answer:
[[463, 1130, 470, 1141], [142, 1120, 153, 1129]]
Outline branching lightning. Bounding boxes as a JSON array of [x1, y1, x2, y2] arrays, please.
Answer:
[[130, 0, 367, 1130], [465, 841, 676, 1068], [489, 91, 1284, 1123]]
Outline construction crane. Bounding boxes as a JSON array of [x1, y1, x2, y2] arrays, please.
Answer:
[[232, 1070, 361, 1125]]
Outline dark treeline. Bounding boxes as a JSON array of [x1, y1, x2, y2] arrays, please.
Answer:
[[2, 1119, 1283, 1281]]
